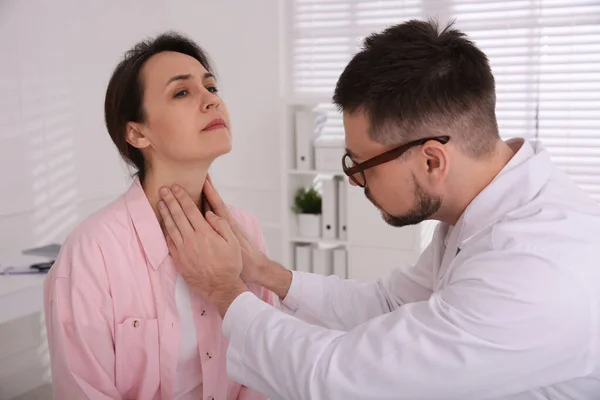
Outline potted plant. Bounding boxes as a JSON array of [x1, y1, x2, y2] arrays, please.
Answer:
[[292, 186, 322, 238]]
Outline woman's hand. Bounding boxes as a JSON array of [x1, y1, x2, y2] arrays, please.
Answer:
[[158, 185, 248, 317], [202, 176, 271, 285]]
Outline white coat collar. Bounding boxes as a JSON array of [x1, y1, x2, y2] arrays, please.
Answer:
[[450, 138, 554, 248]]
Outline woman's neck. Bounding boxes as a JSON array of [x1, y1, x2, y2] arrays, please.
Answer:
[[142, 163, 210, 218]]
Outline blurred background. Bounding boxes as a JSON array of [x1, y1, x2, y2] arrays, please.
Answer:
[[0, 0, 598, 398]]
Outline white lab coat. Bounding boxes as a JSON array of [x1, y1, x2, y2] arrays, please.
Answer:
[[222, 139, 600, 400]]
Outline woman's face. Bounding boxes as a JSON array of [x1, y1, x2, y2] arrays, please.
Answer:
[[127, 51, 232, 169]]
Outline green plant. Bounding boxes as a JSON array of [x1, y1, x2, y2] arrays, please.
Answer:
[[292, 186, 322, 214]]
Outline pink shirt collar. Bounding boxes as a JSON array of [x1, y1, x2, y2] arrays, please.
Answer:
[[124, 177, 169, 270]]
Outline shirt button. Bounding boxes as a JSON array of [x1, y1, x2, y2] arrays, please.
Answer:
[[206, 352, 212, 359], [201, 310, 206, 316], [207, 397, 215, 400], [133, 320, 140, 328]]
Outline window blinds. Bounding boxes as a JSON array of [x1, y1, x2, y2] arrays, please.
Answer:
[[536, 2, 600, 200], [291, 0, 422, 138], [288, 0, 600, 201]]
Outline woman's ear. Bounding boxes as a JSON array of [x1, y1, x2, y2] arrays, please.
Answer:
[[125, 122, 151, 149]]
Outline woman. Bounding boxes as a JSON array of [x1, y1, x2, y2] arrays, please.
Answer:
[[43, 32, 273, 400]]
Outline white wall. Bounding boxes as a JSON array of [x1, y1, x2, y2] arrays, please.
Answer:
[[0, 0, 282, 397]]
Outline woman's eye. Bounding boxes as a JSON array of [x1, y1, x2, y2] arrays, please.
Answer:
[[206, 86, 219, 94], [173, 89, 188, 98]]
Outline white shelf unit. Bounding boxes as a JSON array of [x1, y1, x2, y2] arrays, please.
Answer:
[[280, 99, 435, 282], [289, 237, 348, 246], [288, 169, 345, 177]]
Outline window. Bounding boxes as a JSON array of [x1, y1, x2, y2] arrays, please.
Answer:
[[536, 3, 600, 200], [287, 0, 600, 201]]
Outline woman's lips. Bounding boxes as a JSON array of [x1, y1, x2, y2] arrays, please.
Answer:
[[203, 118, 227, 131]]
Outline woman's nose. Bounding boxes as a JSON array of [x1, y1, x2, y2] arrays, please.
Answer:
[[202, 92, 220, 110]]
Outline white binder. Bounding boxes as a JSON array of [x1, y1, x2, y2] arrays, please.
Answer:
[[336, 178, 347, 240], [321, 177, 337, 239], [294, 244, 312, 273], [294, 109, 327, 170], [311, 247, 333, 276], [294, 110, 314, 170], [333, 247, 347, 279]]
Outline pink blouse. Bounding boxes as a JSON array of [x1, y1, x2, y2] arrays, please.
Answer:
[[44, 178, 273, 400]]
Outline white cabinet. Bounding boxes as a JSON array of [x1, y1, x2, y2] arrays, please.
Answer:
[[348, 246, 418, 283]]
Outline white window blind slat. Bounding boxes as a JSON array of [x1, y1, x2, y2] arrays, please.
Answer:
[[289, 0, 600, 201], [292, 0, 421, 94], [537, 1, 600, 188]]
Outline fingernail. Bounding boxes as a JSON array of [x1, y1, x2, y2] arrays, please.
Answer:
[[206, 211, 215, 218], [160, 187, 169, 196], [158, 201, 165, 209], [172, 185, 180, 193]]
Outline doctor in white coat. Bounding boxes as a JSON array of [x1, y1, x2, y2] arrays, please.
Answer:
[[158, 19, 600, 399]]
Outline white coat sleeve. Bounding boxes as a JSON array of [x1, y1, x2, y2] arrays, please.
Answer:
[[223, 251, 593, 400], [280, 240, 436, 331]]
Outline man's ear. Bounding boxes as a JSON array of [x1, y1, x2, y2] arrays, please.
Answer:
[[125, 122, 151, 149], [422, 143, 449, 182]]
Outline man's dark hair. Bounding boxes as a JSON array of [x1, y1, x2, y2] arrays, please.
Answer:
[[333, 19, 500, 157], [104, 32, 214, 182]]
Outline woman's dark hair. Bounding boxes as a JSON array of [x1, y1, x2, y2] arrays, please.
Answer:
[[104, 32, 213, 182]]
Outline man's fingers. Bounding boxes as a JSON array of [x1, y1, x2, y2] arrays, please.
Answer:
[[169, 185, 214, 234], [203, 179, 233, 222], [160, 187, 196, 237], [229, 216, 254, 246], [230, 222, 251, 248], [206, 211, 238, 246], [203, 178, 251, 245], [165, 233, 177, 256], [158, 201, 184, 247]]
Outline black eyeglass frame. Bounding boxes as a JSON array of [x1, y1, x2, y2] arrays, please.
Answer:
[[342, 136, 450, 187]]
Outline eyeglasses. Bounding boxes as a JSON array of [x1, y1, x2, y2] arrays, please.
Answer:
[[342, 136, 450, 188]]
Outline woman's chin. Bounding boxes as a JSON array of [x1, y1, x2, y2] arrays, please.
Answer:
[[171, 137, 232, 164], [204, 140, 233, 160], [216, 139, 233, 156]]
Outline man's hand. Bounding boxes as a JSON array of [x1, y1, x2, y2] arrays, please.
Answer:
[[203, 177, 293, 299], [202, 177, 271, 284], [158, 185, 248, 317]]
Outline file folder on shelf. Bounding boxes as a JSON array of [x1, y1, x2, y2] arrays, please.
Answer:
[[321, 177, 337, 240], [336, 178, 347, 240], [294, 110, 326, 170]]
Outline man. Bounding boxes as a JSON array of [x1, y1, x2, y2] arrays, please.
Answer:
[[158, 19, 600, 399]]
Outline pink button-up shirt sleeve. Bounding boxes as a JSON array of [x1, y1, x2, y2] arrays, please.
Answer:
[[44, 230, 122, 400]]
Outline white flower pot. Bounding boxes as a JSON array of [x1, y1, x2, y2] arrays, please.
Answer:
[[297, 213, 321, 238]]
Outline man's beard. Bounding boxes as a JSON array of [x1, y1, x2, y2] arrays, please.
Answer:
[[365, 178, 441, 228]]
